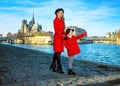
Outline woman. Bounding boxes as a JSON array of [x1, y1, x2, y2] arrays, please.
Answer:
[[50, 8, 65, 74]]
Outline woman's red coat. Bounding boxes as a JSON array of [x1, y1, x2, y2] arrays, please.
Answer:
[[64, 32, 87, 56], [53, 16, 65, 52]]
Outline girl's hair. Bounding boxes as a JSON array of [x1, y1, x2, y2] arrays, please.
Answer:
[[66, 28, 74, 35], [55, 8, 64, 15]]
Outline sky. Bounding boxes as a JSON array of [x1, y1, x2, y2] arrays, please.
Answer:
[[0, 0, 120, 36]]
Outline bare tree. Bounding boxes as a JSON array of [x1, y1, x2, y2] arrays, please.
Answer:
[[6, 32, 13, 38], [16, 33, 25, 38], [116, 30, 120, 38]]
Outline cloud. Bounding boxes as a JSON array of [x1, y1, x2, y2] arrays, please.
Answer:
[[63, 2, 120, 36], [0, 0, 120, 36], [0, 13, 22, 36]]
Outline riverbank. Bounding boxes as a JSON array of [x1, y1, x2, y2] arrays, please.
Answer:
[[0, 44, 120, 86]]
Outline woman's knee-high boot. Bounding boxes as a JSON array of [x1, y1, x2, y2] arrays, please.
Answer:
[[50, 53, 57, 72], [56, 53, 64, 74]]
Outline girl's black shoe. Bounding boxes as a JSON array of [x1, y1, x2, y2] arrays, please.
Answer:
[[68, 69, 76, 75]]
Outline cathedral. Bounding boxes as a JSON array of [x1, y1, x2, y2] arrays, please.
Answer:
[[19, 12, 42, 36]]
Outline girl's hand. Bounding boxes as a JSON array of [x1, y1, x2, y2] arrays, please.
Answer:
[[64, 37, 68, 40]]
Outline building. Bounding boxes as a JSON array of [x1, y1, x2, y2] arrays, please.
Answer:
[[106, 32, 111, 38], [0, 34, 4, 42], [0, 34, 2, 37], [15, 11, 53, 45], [19, 12, 42, 36], [106, 32, 116, 39]]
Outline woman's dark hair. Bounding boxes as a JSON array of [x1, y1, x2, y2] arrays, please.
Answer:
[[66, 28, 74, 35], [55, 8, 64, 15]]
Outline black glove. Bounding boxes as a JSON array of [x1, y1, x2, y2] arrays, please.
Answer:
[[64, 37, 68, 40]]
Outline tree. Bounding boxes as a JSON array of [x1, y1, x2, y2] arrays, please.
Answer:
[[16, 33, 25, 38], [116, 30, 120, 38], [6, 32, 13, 38]]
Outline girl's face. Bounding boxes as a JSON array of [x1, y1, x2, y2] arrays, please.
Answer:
[[68, 30, 73, 36], [57, 11, 64, 18]]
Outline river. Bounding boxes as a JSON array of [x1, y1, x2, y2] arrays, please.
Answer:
[[2, 42, 120, 67]]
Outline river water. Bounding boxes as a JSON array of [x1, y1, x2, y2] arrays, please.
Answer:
[[2, 42, 120, 67]]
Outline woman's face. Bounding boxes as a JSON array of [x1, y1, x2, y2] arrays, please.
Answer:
[[57, 11, 64, 18]]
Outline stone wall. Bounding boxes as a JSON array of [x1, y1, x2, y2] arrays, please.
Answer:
[[13, 39, 24, 44], [24, 36, 52, 44], [6, 38, 24, 44], [117, 38, 120, 44]]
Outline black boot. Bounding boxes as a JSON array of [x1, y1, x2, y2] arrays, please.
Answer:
[[56, 52, 64, 74], [68, 69, 76, 75], [50, 63, 56, 72], [50, 53, 57, 72], [57, 64, 64, 74]]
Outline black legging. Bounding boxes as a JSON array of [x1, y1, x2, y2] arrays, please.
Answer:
[[52, 52, 61, 66]]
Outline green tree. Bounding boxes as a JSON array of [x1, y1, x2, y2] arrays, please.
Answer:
[[33, 32, 43, 36]]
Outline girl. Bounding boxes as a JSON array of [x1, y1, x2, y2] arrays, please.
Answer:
[[64, 28, 87, 75]]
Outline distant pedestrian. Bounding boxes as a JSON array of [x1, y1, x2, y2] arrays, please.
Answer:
[[50, 8, 65, 74], [64, 28, 87, 75]]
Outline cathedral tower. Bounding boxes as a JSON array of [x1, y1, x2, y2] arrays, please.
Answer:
[[29, 10, 35, 26]]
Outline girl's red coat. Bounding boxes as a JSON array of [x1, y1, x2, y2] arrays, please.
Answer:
[[64, 32, 87, 56], [53, 16, 65, 52]]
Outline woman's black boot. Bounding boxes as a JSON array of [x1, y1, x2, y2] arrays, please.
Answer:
[[50, 53, 57, 72], [50, 64, 56, 72], [57, 64, 64, 74], [56, 53, 64, 74]]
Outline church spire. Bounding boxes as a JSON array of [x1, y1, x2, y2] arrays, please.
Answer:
[[32, 10, 35, 24]]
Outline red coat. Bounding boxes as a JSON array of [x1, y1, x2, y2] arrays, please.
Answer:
[[53, 16, 65, 52], [64, 32, 87, 56]]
